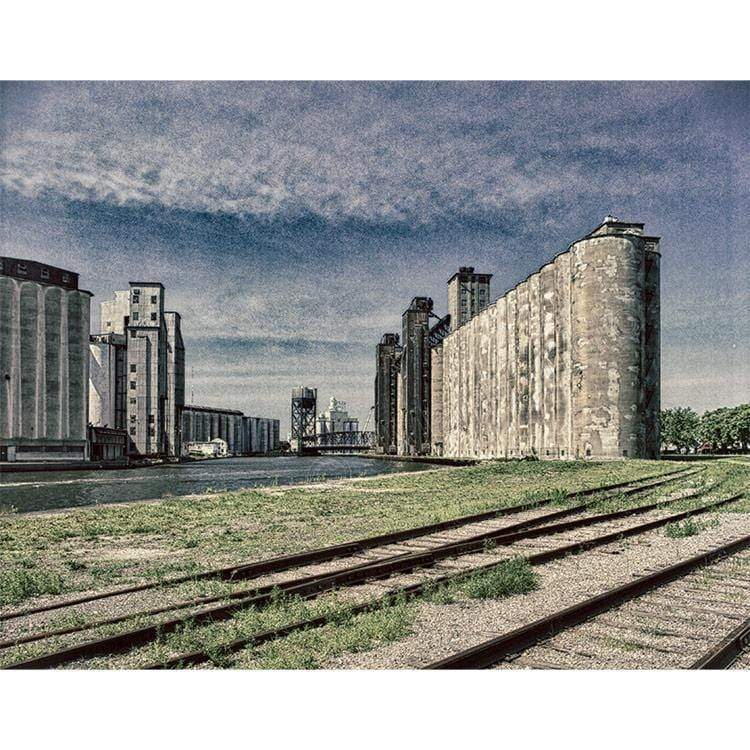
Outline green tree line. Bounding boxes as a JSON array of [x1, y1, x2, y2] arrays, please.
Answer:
[[661, 403, 750, 453]]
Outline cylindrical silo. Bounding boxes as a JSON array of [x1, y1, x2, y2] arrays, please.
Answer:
[[570, 226, 652, 459]]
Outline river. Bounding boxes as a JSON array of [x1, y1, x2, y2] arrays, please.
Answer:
[[0, 456, 434, 514]]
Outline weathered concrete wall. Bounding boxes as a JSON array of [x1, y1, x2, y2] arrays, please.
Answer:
[[430, 346, 444, 453], [438, 222, 660, 460], [164, 311, 185, 457]]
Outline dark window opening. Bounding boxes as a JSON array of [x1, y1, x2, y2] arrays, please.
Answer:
[[40, 267, 50, 279], [132, 312, 139, 321], [129, 427, 136, 435], [586, 448, 592, 457], [130, 364, 136, 373], [151, 295, 158, 304], [130, 381, 136, 390], [150, 312, 157, 321], [130, 330, 136, 338]]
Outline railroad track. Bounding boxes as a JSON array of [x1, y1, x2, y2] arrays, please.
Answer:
[[425, 531, 750, 669], [2, 471, 727, 669], [691, 611, 750, 669], [0, 466, 695, 625], [149, 488, 744, 670]]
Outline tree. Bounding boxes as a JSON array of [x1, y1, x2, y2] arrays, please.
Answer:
[[699, 404, 750, 453], [699, 408, 729, 452], [733, 404, 750, 451], [660, 407, 700, 453]]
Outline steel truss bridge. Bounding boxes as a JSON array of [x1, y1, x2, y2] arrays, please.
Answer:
[[300, 431, 375, 453]]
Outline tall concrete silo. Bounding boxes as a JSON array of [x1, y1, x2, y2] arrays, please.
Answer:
[[570, 218, 661, 459]]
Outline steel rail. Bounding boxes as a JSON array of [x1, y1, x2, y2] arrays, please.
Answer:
[[4, 485, 732, 670], [0, 473, 703, 651], [425, 526, 750, 669], [0, 466, 696, 624], [690, 616, 750, 669]]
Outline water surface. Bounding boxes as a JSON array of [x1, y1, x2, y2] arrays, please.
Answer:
[[0, 456, 433, 513]]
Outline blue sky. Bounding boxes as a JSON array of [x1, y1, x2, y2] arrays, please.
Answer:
[[1, 81, 747, 435]]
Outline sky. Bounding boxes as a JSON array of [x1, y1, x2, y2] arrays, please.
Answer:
[[0, 81, 748, 435]]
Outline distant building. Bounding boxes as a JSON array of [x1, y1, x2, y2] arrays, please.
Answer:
[[0, 257, 92, 463], [181, 404, 280, 455], [243, 415, 280, 455], [376, 219, 661, 461], [399, 297, 433, 455], [100, 290, 129, 334], [94, 283, 185, 457], [125, 282, 169, 456], [185, 438, 228, 458], [88, 425, 128, 462], [373, 272, 491, 457], [447, 266, 492, 330], [181, 404, 244, 454], [374, 333, 400, 453], [89, 332, 127, 430], [316, 396, 359, 435]]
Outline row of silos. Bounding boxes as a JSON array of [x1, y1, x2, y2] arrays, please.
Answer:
[[437, 220, 660, 460], [180, 405, 280, 455], [1, 262, 92, 461]]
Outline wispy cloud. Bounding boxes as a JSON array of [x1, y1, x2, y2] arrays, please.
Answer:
[[0, 82, 729, 230]]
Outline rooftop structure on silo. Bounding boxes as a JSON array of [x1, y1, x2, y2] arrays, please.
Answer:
[[448, 266, 492, 330]]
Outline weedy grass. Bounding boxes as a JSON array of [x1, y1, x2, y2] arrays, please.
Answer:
[[0, 565, 64, 606], [62, 559, 538, 669], [602, 636, 648, 652], [424, 557, 539, 604], [664, 516, 720, 539], [238, 600, 415, 670]]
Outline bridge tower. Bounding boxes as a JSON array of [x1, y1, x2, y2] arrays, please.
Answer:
[[290, 386, 317, 454]]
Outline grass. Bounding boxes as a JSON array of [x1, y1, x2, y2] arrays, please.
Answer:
[[603, 636, 648, 652], [0, 458, 747, 609], [239, 600, 415, 669], [178, 559, 536, 669], [67, 589, 415, 670], [0, 565, 64, 606], [664, 516, 720, 539], [424, 558, 539, 604], [36, 558, 539, 670]]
